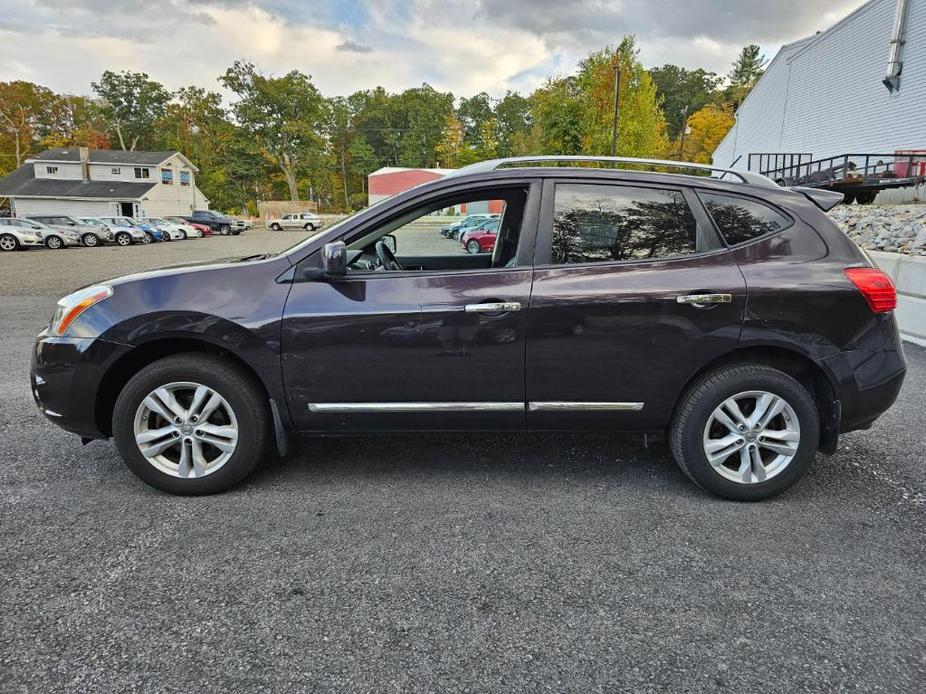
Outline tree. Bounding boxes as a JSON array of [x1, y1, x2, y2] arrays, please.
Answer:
[[348, 136, 378, 190], [220, 61, 327, 201], [457, 92, 493, 145], [649, 65, 719, 139], [677, 104, 735, 163], [495, 91, 532, 156], [529, 76, 583, 155], [575, 38, 669, 158], [723, 45, 767, 108], [0, 82, 55, 170], [91, 70, 171, 151]]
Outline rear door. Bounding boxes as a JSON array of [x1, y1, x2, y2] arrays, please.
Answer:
[[526, 178, 746, 432]]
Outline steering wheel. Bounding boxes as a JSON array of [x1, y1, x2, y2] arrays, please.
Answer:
[[375, 240, 403, 271]]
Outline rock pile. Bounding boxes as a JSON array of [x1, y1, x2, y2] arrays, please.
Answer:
[[828, 204, 926, 255]]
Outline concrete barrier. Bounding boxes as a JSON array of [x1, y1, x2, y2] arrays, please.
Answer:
[[870, 250, 926, 346]]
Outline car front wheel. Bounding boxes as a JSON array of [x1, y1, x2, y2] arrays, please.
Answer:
[[466, 240, 481, 254], [45, 235, 64, 250], [270, 223, 282, 231], [82, 233, 99, 247], [113, 353, 270, 495], [669, 364, 819, 501], [304, 223, 316, 231], [0, 233, 19, 251], [219, 225, 230, 235], [115, 232, 132, 246]]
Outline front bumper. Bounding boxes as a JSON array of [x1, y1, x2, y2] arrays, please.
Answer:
[[20, 236, 44, 248], [31, 332, 131, 440]]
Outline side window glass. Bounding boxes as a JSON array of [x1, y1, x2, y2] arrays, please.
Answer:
[[699, 192, 789, 245], [552, 184, 697, 264]]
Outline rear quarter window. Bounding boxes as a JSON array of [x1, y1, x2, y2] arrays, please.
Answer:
[[698, 191, 790, 246]]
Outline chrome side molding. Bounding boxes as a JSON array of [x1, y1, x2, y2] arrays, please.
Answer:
[[309, 402, 524, 413], [309, 401, 644, 413], [528, 401, 644, 412]]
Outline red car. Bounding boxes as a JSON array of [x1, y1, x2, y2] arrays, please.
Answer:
[[461, 218, 499, 254]]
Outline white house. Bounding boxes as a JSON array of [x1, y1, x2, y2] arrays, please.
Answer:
[[713, 0, 926, 199], [0, 147, 210, 218]]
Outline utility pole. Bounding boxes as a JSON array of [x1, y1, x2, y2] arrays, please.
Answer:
[[677, 105, 690, 161], [611, 64, 621, 157]]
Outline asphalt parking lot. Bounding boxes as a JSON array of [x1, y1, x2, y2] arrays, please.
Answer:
[[1, 229, 924, 692]]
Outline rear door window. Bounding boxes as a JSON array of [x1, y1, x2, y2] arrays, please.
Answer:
[[698, 191, 790, 246], [550, 183, 700, 265]]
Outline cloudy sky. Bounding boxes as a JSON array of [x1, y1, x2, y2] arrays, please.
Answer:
[[0, 0, 866, 98]]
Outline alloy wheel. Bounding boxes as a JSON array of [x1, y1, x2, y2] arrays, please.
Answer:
[[117, 233, 131, 246], [702, 390, 801, 484], [133, 381, 239, 479], [467, 240, 480, 254], [46, 236, 62, 250], [0, 235, 18, 251], [83, 233, 98, 247]]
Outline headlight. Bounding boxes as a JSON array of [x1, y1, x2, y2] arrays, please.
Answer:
[[51, 285, 113, 336]]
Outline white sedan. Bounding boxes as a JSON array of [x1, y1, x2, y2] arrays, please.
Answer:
[[146, 218, 191, 240], [164, 217, 204, 238], [0, 218, 46, 251]]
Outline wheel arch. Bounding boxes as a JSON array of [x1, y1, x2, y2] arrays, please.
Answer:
[[671, 344, 840, 454], [94, 336, 280, 438]]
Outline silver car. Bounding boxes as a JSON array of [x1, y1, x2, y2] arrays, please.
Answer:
[[16, 219, 82, 250], [0, 218, 45, 251], [83, 217, 149, 246], [27, 215, 115, 247]]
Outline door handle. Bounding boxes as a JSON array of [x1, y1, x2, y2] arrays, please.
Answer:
[[676, 293, 732, 306], [464, 302, 522, 313]]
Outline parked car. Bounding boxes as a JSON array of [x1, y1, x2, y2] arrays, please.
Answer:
[[461, 218, 499, 254], [184, 210, 240, 235], [0, 218, 46, 251], [268, 213, 323, 232], [80, 217, 148, 246], [164, 217, 205, 238], [145, 218, 189, 241], [97, 217, 167, 243], [16, 219, 82, 249], [27, 215, 114, 247], [441, 213, 497, 239], [30, 156, 906, 500]]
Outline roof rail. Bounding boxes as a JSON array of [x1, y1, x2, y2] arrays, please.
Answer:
[[449, 155, 779, 188]]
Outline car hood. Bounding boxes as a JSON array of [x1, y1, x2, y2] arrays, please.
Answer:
[[103, 253, 292, 288]]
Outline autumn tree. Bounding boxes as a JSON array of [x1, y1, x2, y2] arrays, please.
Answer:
[[677, 104, 735, 163], [649, 65, 720, 139], [220, 61, 326, 201], [91, 71, 171, 151]]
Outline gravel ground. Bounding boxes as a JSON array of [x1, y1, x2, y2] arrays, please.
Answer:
[[1, 232, 924, 692]]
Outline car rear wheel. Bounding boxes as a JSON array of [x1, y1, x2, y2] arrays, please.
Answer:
[[669, 364, 819, 501], [115, 232, 132, 246], [466, 240, 481, 254], [45, 235, 64, 250], [113, 353, 270, 495], [82, 233, 99, 247], [0, 233, 19, 251]]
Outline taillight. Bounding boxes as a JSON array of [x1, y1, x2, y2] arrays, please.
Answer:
[[844, 267, 896, 313]]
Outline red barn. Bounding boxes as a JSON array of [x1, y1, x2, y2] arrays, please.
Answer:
[[367, 166, 505, 214]]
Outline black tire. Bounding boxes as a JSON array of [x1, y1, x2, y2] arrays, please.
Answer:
[[304, 223, 316, 231], [466, 240, 481, 254], [116, 232, 132, 246], [179, 230, 187, 240], [140, 232, 151, 244], [82, 233, 99, 247], [45, 235, 64, 250], [0, 233, 19, 251], [669, 364, 820, 501], [113, 353, 270, 495], [855, 192, 877, 205], [219, 224, 230, 235], [270, 223, 282, 231]]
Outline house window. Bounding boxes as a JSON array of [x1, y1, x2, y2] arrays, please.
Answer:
[[180, 171, 190, 187], [161, 168, 173, 185], [46, 166, 58, 174], [134, 167, 150, 179], [111, 167, 121, 175]]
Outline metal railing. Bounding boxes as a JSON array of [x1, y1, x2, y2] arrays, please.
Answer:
[[759, 153, 925, 187]]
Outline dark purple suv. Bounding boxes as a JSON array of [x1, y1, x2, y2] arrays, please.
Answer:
[[31, 157, 906, 500]]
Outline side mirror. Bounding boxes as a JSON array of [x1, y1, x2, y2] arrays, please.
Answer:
[[382, 234, 397, 254], [322, 241, 347, 277]]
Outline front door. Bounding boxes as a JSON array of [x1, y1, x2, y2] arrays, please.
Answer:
[[526, 179, 747, 432], [281, 183, 538, 432]]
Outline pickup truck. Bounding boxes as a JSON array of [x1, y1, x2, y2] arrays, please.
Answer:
[[183, 210, 243, 236]]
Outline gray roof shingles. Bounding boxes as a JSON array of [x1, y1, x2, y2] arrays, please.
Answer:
[[31, 148, 178, 166], [0, 163, 156, 199]]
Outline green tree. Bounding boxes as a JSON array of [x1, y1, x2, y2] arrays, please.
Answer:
[[495, 91, 532, 156], [723, 45, 767, 108], [220, 61, 327, 201], [91, 70, 171, 151], [529, 76, 583, 154], [576, 37, 669, 158], [457, 92, 493, 145], [649, 65, 719, 139]]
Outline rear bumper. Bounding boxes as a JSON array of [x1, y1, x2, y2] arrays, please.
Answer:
[[821, 344, 907, 433], [31, 333, 131, 440]]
